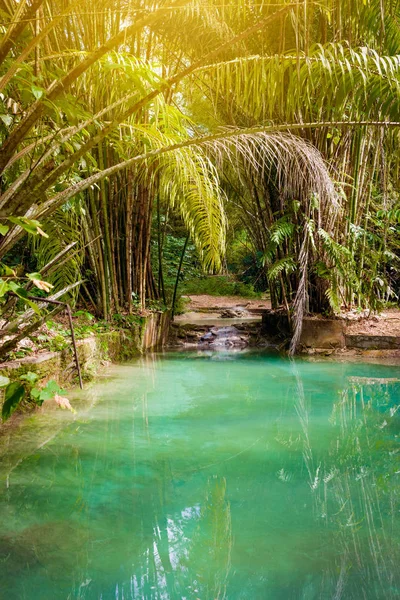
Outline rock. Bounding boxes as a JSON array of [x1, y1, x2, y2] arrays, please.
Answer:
[[219, 307, 248, 318], [170, 323, 264, 350], [208, 325, 249, 348], [200, 331, 215, 341], [19, 338, 37, 351], [220, 309, 240, 318]]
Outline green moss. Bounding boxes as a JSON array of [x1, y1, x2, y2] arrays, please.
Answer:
[[98, 335, 111, 360]]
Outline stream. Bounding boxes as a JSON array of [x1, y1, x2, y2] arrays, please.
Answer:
[[0, 351, 399, 599]]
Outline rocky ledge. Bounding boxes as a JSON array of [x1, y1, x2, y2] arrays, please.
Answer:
[[169, 321, 276, 350]]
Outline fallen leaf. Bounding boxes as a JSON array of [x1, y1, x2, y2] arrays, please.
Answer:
[[32, 278, 53, 292], [54, 394, 76, 414]]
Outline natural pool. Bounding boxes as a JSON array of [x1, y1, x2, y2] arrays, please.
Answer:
[[0, 352, 399, 600]]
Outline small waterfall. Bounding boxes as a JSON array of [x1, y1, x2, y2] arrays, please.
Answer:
[[200, 326, 249, 349]]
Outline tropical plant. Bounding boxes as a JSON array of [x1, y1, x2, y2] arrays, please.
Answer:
[[0, 371, 73, 421]]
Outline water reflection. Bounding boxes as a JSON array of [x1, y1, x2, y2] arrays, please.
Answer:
[[0, 355, 399, 599], [287, 363, 400, 599]]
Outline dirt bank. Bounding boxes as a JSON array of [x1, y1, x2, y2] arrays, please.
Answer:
[[346, 308, 400, 337], [181, 294, 271, 311]]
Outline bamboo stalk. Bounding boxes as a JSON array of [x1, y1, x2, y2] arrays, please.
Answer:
[[171, 233, 189, 319]]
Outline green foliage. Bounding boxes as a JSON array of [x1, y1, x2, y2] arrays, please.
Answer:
[[1, 371, 69, 422], [325, 287, 341, 313], [19, 372, 40, 385], [316, 229, 357, 312], [267, 257, 296, 282], [73, 310, 94, 322], [270, 219, 295, 246], [0, 0, 399, 334], [48, 333, 70, 352], [318, 229, 354, 278], [0, 217, 54, 327], [2, 382, 25, 421], [154, 228, 261, 301], [152, 234, 202, 292], [172, 295, 191, 316], [7, 218, 48, 238], [111, 313, 143, 328], [31, 380, 65, 404], [183, 275, 261, 298], [224, 229, 267, 292]]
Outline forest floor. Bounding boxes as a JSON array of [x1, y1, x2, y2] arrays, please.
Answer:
[[181, 294, 271, 311], [346, 308, 400, 336], [175, 294, 270, 322]]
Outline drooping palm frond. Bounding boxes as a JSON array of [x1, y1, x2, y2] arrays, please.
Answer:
[[28, 121, 339, 272], [155, 151, 226, 272], [121, 107, 227, 272], [208, 130, 339, 218]]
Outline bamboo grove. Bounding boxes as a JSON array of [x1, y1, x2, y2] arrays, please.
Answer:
[[0, 0, 399, 353]]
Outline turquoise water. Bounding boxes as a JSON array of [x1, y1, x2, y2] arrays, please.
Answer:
[[0, 352, 400, 599]]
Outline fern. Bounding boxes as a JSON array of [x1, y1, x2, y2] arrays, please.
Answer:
[[377, 206, 400, 223], [270, 218, 295, 246], [317, 229, 358, 312], [318, 228, 354, 278], [267, 256, 296, 282], [325, 285, 341, 313]]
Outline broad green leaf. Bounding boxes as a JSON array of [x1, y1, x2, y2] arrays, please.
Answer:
[[0, 263, 16, 276], [0, 279, 9, 297], [0, 114, 12, 127], [31, 387, 41, 400], [19, 371, 40, 385], [0, 375, 10, 388], [36, 380, 65, 404], [31, 85, 44, 100], [2, 382, 26, 421], [0, 224, 9, 235], [8, 282, 41, 315], [8, 217, 48, 238]]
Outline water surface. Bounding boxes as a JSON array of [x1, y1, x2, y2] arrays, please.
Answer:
[[0, 352, 399, 599]]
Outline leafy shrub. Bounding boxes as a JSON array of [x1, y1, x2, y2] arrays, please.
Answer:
[[173, 295, 191, 315], [48, 333, 70, 352], [0, 372, 75, 422], [73, 310, 94, 322], [112, 313, 143, 327]]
